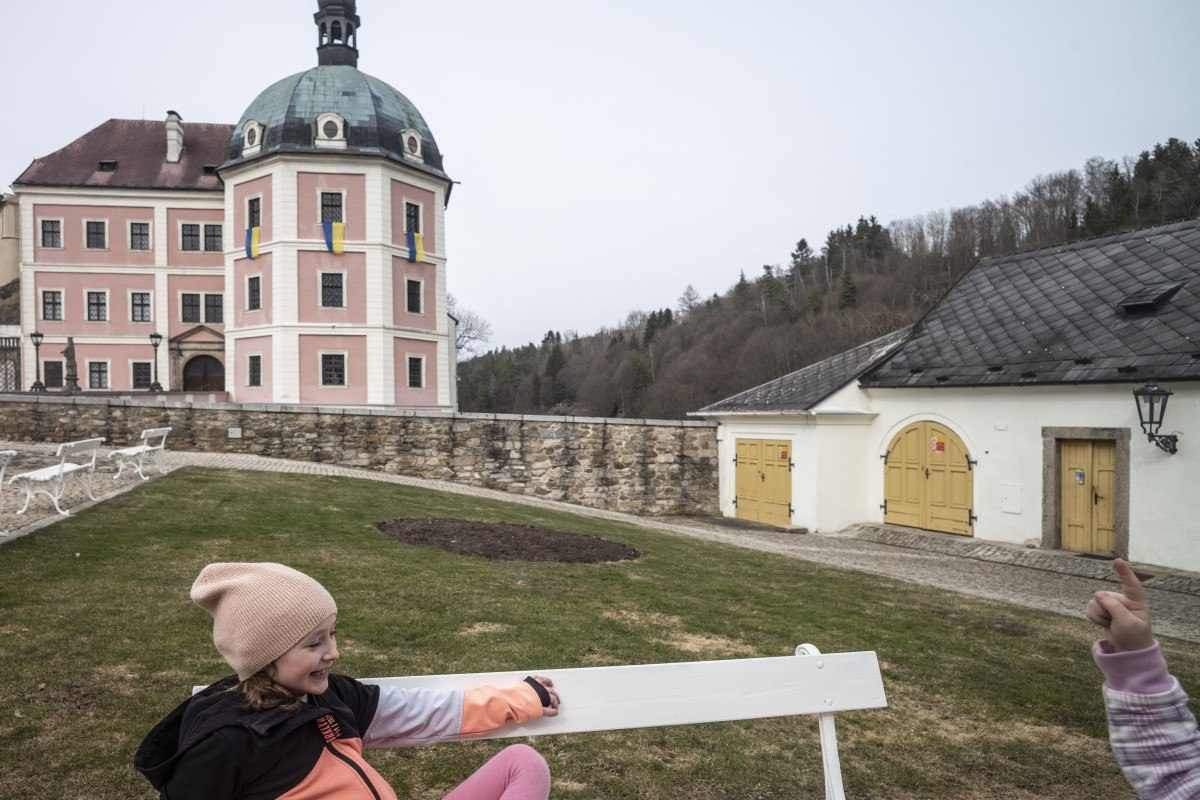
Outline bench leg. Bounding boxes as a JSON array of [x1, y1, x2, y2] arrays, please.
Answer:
[[112, 456, 126, 481], [15, 482, 33, 515], [134, 453, 148, 481], [81, 470, 98, 502], [816, 713, 846, 800]]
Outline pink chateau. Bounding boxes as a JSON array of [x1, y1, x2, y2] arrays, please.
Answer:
[[12, 0, 457, 409]]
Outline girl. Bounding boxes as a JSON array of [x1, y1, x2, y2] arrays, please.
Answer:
[[136, 562, 561, 799], [1086, 558, 1199, 799]]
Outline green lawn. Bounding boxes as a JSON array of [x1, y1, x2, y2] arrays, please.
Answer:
[[1, 468, 1194, 799]]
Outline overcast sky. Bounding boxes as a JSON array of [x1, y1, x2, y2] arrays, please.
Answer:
[[4, 1, 1199, 349]]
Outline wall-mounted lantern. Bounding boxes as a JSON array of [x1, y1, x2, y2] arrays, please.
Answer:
[[1132, 383, 1178, 454]]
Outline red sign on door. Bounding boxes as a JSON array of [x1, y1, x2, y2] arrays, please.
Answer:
[[930, 436, 945, 453]]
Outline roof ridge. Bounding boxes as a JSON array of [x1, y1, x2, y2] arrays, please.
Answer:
[[980, 219, 1200, 267]]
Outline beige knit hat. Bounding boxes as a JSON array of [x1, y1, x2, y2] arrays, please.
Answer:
[[191, 562, 338, 680]]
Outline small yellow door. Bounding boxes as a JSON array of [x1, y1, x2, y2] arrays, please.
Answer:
[[735, 439, 792, 527], [884, 422, 974, 536], [1060, 440, 1115, 556]]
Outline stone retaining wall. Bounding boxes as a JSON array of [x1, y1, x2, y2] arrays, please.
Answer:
[[0, 395, 719, 515]]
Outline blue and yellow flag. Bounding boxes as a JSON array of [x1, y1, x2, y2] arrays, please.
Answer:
[[244, 226, 260, 259], [322, 221, 345, 255], [406, 229, 425, 263]]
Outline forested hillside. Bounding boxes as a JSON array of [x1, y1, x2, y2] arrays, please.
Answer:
[[459, 137, 1200, 419]]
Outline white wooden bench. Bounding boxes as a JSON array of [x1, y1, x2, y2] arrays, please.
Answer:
[[109, 427, 171, 481], [0, 450, 15, 518], [7, 437, 105, 516], [197, 644, 887, 799]]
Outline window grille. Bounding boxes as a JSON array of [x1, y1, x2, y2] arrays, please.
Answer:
[[321, 273, 344, 307], [248, 276, 261, 311], [131, 292, 152, 322], [88, 362, 108, 389], [41, 220, 62, 248], [181, 293, 201, 323], [205, 294, 223, 324], [42, 291, 63, 321], [204, 224, 223, 252], [248, 355, 262, 387], [405, 202, 420, 234], [321, 353, 346, 386], [248, 197, 262, 228], [321, 192, 344, 224], [86, 221, 106, 249], [44, 361, 64, 389], [181, 224, 201, 251], [406, 279, 422, 313], [408, 356, 423, 388], [130, 222, 150, 251], [132, 362, 152, 389], [87, 292, 107, 321]]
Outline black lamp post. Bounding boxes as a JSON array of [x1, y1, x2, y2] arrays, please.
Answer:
[[29, 331, 46, 393], [149, 332, 164, 392], [1133, 383, 1178, 454]]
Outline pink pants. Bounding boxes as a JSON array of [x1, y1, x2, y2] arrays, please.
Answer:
[[443, 744, 550, 800]]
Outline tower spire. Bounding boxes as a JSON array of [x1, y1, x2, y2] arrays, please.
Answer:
[[315, 0, 361, 67]]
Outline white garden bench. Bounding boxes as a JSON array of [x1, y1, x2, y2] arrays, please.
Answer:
[[197, 645, 887, 799], [8, 437, 104, 516], [0, 450, 15, 516], [109, 427, 171, 481]]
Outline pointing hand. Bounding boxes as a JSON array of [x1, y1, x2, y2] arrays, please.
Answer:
[[1084, 559, 1153, 652]]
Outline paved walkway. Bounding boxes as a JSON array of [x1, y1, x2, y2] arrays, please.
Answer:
[[5, 444, 1199, 643]]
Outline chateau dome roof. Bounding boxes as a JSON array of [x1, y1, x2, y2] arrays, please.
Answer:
[[224, 65, 447, 180]]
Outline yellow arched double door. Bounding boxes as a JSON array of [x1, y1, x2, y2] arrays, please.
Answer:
[[884, 421, 974, 536]]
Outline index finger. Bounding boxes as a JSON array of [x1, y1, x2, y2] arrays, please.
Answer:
[[1113, 559, 1146, 602]]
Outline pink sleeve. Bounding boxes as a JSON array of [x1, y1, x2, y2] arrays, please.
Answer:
[[1093, 640, 1175, 694], [460, 683, 544, 735]]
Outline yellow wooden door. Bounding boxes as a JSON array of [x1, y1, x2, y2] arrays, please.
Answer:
[[735, 439, 762, 523], [1061, 440, 1115, 555], [735, 439, 792, 527], [884, 423, 924, 528], [760, 440, 792, 527], [926, 423, 973, 535], [884, 422, 974, 535]]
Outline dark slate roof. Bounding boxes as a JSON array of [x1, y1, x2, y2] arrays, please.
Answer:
[[13, 119, 231, 192], [862, 220, 1200, 388], [224, 66, 448, 181], [697, 328, 911, 413]]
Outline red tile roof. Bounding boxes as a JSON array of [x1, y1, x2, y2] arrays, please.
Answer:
[[14, 119, 234, 192]]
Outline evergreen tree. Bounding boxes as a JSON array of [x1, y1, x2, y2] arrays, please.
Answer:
[[838, 269, 857, 310]]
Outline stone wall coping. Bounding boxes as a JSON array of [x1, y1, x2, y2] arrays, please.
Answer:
[[0, 394, 717, 428]]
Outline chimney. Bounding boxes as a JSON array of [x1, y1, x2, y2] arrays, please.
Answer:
[[165, 110, 184, 163]]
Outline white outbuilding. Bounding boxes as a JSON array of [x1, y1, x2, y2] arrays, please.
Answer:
[[693, 221, 1200, 572]]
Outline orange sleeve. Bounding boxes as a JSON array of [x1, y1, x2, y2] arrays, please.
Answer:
[[460, 683, 545, 735]]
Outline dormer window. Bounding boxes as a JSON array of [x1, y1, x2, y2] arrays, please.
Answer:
[[315, 113, 347, 150], [400, 129, 423, 161], [98, 160, 118, 172], [243, 121, 264, 158]]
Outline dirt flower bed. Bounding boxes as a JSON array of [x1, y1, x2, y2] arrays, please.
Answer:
[[375, 518, 640, 563]]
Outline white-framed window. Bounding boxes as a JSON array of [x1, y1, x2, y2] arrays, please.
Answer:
[[180, 291, 224, 325], [315, 113, 347, 149], [319, 271, 345, 308], [129, 290, 153, 323], [130, 361, 153, 390], [247, 354, 263, 387], [41, 289, 64, 321], [320, 351, 348, 387], [43, 360, 64, 389], [404, 200, 422, 234], [406, 354, 425, 389], [204, 224, 223, 252], [84, 219, 108, 250], [128, 220, 152, 251], [87, 360, 110, 390], [319, 189, 345, 224], [180, 222, 202, 251], [246, 274, 262, 311], [39, 218, 64, 249], [246, 195, 263, 229], [400, 128, 423, 161], [85, 289, 109, 322], [243, 120, 264, 157], [405, 278, 423, 314], [181, 292, 201, 324]]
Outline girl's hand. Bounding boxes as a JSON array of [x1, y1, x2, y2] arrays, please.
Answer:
[[1085, 559, 1154, 652], [529, 675, 561, 717]]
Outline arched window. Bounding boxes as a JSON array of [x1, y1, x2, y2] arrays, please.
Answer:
[[331, 21, 343, 42]]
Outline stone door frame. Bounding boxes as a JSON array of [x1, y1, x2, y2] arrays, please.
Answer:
[[1041, 426, 1130, 558]]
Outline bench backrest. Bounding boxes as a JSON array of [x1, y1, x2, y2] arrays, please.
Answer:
[[195, 646, 884, 800], [140, 427, 171, 449], [57, 437, 105, 467]]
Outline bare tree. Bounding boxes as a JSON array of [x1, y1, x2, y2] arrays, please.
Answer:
[[677, 284, 701, 314], [447, 293, 493, 355]]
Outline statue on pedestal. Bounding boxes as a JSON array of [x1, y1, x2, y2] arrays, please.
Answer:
[[61, 337, 81, 394]]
